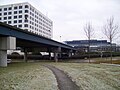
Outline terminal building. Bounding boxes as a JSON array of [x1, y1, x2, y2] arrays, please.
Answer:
[[64, 40, 117, 52], [0, 2, 53, 39]]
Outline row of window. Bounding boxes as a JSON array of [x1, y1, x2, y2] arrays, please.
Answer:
[[1, 19, 28, 24], [29, 16, 52, 27], [0, 5, 29, 11], [29, 20, 51, 31], [0, 10, 28, 16], [29, 11, 52, 25], [43, 31, 51, 36], [0, 15, 29, 20], [25, 28, 51, 37], [29, 24, 50, 33], [13, 24, 28, 27]]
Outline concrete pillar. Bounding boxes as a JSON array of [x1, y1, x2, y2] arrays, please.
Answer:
[[59, 52, 62, 59], [24, 48, 27, 62], [58, 47, 62, 59], [48, 48, 52, 60], [54, 52, 58, 62], [68, 50, 72, 57], [53, 47, 61, 62], [68, 52, 72, 57], [49, 51, 51, 60], [0, 50, 7, 67], [0, 37, 16, 67]]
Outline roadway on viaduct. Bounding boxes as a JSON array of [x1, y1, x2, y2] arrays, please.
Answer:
[[0, 22, 76, 67]]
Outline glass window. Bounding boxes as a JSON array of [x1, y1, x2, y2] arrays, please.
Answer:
[[14, 6, 17, 9], [18, 24, 22, 27], [30, 12, 32, 15], [19, 6, 22, 9], [19, 20, 22, 23], [25, 5, 29, 8], [8, 16, 11, 19], [4, 8, 7, 11], [14, 16, 17, 19], [25, 10, 28, 13], [24, 24, 28, 27], [14, 11, 17, 14], [25, 15, 28, 19], [25, 19, 28, 22], [14, 20, 17, 23], [8, 12, 12, 15], [8, 21, 11, 24], [19, 10, 22, 13], [0, 17, 1, 20], [4, 12, 7, 15], [8, 7, 12, 10], [32, 13, 34, 16], [4, 17, 7, 20], [0, 13, 2, 15], [0, 8, 2, 11], [32, 22, 34, 25], [19, 15, 22, 18]]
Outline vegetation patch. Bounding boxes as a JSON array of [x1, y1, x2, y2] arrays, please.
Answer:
[[0, 62, 58, 90], [50, 63, 120, 90]]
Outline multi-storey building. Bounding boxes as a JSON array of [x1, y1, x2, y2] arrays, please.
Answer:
[[64, 40, 117, 52], [0, 2, 53, 38]]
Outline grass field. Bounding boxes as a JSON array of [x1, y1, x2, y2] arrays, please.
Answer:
[[50, 63, 120, 90], [91, 57, 120, 64], [0, 62, 58, 90], [0, 61, 120, 90]]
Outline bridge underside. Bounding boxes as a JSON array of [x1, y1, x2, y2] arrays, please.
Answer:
[[0, 22, 76, 67]]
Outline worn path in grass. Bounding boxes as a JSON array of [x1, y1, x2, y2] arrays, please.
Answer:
[[44, 65, 80, 90]]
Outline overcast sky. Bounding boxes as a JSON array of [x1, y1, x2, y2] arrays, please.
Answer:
[[0, 0, 120, 43]]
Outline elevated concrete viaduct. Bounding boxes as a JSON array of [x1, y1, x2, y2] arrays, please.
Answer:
[[0, 22, 76, 67]]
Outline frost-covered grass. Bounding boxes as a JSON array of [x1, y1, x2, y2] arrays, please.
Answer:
[[50, 63, 120, 90], [0, 62, 58, 90]]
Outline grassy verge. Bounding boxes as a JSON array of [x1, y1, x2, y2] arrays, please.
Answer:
[[50, 63, 120, 90], [91, 57, 120, 64], [0, 62, 58, 90]]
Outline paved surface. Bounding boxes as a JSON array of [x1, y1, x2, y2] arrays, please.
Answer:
[[44, 65, 80, 90]]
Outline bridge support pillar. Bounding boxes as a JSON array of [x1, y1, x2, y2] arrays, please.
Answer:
[[0, 50, 7, 67], [0, 37, 16, 67], [48, 48, 52, 60], [49, 51, 51, 60], [54, 52, 58, 62], [53, 47, 61, 62], [24, 48, 28, 62], [68, 50, 72, 57]]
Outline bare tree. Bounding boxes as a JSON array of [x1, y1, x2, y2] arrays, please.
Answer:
[[103, 17, 118, 63], [84, 22, 94, 63]]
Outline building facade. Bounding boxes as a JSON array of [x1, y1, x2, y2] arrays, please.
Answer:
[[0, 2, 53, 38], [64, 40, 117, 52]]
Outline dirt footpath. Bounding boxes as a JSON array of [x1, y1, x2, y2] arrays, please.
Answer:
[[44, 65, 80, 90]]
